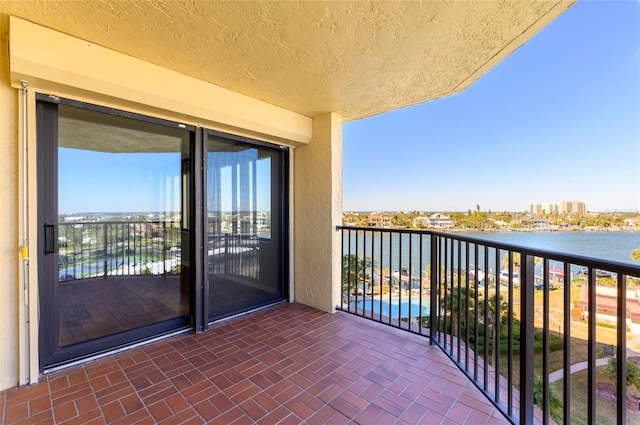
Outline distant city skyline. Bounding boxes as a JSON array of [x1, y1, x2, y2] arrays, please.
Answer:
[[343, 1, 640, 213]]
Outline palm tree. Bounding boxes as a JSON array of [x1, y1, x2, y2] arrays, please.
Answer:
[[422, 264, 437, 292], [516, 375, 562, 423], [606, 357, 640, 391], [443, 285, 475, 337], [501, 252, 542, 278], [477, 294, 509, 365], [341, 254, 373, 294]]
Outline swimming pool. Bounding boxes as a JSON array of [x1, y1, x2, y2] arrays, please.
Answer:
[[351, 298, 430, 318]]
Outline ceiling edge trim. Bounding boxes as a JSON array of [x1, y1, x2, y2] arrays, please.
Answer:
[[451, 0, 577, 99], [8, 16, 312, 146]]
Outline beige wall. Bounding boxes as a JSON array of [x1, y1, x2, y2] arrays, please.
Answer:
[[8, 17, 312, 147], [293, 113, 343, 312], [0, 14, 20, 390]]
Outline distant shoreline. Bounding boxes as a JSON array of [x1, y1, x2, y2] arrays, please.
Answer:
[[441, 226, 640, 233], [342, 224, 640, 233]]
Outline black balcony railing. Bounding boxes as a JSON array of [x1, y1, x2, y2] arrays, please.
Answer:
[[57, 221, 183, 281], [337, 226, 640, 425], [207, 232, 260, 280], [58, 220, 261, 283]]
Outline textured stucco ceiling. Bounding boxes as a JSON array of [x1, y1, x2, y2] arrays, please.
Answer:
[[1, 1, 574, 121]]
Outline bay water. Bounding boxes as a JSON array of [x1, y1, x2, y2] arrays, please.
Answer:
[[461, 231, 640, 265], [343, 230, 640, 279]]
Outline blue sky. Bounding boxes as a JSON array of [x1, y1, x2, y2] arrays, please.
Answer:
[[59, 149, 272, 214], [343, 0, 640, 213], [59, 150, 183, 213]]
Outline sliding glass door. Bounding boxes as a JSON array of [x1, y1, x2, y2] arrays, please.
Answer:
[[206, 132, 288, 321], [37, 96, 195, 369], [37, 96, 289, 370]]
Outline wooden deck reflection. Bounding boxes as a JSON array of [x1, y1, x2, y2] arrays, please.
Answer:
[[58, 275, 189, 346]]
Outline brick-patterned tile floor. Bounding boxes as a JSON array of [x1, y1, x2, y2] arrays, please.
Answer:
[[0, 303, 509, 424]]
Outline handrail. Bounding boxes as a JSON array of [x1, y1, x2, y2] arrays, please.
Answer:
[[57, 220, 182, 281], [337, 225, 640, 425], [57, 220, 262, 282]]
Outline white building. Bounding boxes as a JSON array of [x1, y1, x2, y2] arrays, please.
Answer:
[[521, 216, 550, 229], [413, 213, 453, 229], [430, 213, 453, 228]]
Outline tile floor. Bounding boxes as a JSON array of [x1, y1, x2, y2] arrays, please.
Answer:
[[1, 302, 509, 424]]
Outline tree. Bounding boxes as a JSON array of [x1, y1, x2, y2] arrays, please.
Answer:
[[421, 264, 431, 292], [479, 294, 509, 336], [632, 248, 640, 262], [501, 252, 542, 273], [477, 294, 510, 366], [443, 285, 475, 337], [342, 254, 373, 294], [606, 357, 640, 390], [515, 375, 562, 423], [535, 375, 562, 422]]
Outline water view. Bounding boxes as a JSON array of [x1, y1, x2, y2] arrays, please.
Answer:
[[461, 231, 640, 266], [343, 229, 640, 285]]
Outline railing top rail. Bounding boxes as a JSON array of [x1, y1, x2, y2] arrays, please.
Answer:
[[337, 225, 640, 277], [337, 225, 433, 236], [59, 220, 178, 225]]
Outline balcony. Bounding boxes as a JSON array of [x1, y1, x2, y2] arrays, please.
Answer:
[[338, 226, 640, 425], [1, 302, 508, 424], [2, 226, 639, 424]]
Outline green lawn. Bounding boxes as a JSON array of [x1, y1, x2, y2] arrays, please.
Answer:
[[467, 286, 639, 424], [552, 367, 640, 425]]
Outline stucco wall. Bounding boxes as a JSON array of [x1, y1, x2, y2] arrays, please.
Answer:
[[0, 14, 20, 390], [293, 113, 343, 312], [8, 17, 312, 147]]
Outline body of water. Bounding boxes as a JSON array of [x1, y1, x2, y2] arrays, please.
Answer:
[[343, 230, 640, 280], [460, 231, 639, 266]]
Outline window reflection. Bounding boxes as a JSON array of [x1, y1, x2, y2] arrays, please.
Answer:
[[56, 105, 191, 346]]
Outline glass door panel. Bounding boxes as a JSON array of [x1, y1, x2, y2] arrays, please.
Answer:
[[56, 105, 192, 346], [207, 134, 286, 320], [38, 98, 194, 369]]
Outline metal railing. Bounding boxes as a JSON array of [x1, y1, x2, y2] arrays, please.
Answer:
[[58, 221, 182, 281], [338, 226, 640, 425], [207, 232, 260, 280], [58, 220, 262, 283]]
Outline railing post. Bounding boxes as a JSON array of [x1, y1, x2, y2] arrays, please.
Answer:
[[520, 253, 535, 425], [617, 273, 627, 425], [103, 223, 108, 277], [430, 233, 437, 344], [562, 262, 571, 424], [163, 221, 167, 276], [225, 233, 229, 274], [588, 267, 596, 425]]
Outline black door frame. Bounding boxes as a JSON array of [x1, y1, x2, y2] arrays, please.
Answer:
[[36, 94, 199, 370], [36, 94, 289, 370], [202, 129, 290, 329]]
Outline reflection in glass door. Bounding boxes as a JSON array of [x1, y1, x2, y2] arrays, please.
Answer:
[[37, 97, 194, 369], [206, 133, 287, 321]]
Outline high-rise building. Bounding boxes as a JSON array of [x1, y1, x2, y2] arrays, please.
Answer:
[[560, 200, 587, 214], [530, 203, 559, 214]]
